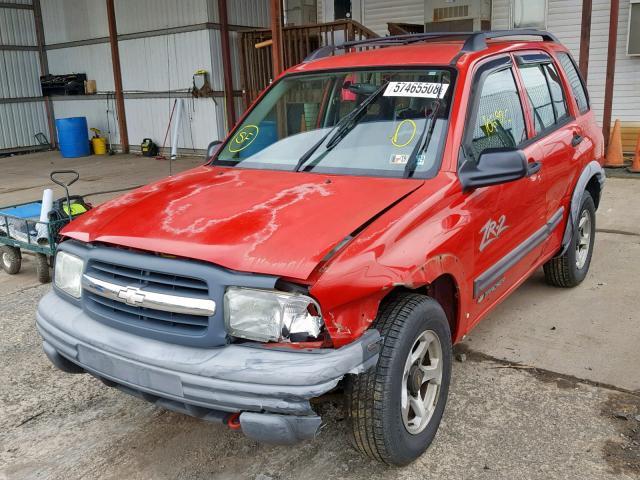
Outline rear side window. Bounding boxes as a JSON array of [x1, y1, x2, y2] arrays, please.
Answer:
[[518, 64, 556, 133], [469, 68, 527, 159], [518, 61, 569, 135], [542, 63, 568, 121], [557, 52, 589, 114]]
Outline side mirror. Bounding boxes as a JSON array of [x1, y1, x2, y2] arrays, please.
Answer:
[[207, 140, 222, 159], [459, 148, 531, 191]]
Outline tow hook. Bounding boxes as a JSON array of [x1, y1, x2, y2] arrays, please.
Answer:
[[226, 412, 242, 430]]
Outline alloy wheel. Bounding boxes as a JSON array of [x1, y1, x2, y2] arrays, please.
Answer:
[[401, 330, 443, 435], [575, 210, 591, 269]]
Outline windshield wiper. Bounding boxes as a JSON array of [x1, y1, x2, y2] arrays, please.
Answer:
[[294, 80, 390, 172], [403, 99, 442, 178], [324, 80, 390, 151]]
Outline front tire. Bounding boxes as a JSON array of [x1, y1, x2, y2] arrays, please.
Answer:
[[544, 191, 596, 287], [345, 293, 452, 466]]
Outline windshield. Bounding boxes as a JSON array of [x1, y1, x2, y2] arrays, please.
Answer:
[[213, 68, 454, 178]]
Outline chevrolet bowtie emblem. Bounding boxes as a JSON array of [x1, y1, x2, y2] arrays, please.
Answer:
[[116, 286, 146, 306]]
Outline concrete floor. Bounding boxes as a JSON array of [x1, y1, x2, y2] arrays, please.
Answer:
[[1, 151, 639, 479]]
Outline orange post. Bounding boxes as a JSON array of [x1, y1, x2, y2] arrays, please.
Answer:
[[604, 119, 625, 168], [628, 130, 640, 173]]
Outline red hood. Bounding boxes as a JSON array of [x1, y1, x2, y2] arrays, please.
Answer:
[[63, 166, 423, 279]]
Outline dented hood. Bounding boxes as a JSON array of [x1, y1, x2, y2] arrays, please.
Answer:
[[63, 166, 423, 279]]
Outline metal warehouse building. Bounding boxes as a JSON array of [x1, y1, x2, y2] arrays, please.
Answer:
[[1, 0, 271, 154], [0, 0, 638, 154]]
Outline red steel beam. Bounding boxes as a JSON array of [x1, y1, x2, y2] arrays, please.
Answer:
[[602, 0, 620, 147], [578, 0, 592, 82], [270, 0, 284, 77], [217, 0, 236, 130], [31, 0, 56, 148], [106, 0, 129, 153]]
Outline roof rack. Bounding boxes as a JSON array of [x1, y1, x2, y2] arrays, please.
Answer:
[[304, 29, 559, 63]]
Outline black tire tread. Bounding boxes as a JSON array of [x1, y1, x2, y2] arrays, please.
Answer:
[[544, 192, 594, 288], [346, 292, 437, 464], [35, 253, 51, 283], [543, 254, 573, 287]]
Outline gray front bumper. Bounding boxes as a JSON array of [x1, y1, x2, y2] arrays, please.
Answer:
[[36, 291, 380, 443]]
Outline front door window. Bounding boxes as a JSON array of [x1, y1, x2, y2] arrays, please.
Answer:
[[468, 68, 527, 161]]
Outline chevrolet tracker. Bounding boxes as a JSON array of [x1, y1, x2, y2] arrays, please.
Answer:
[[37, 30, 605, 465]]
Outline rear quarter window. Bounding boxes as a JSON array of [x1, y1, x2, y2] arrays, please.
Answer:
[[557, 52, 589, 114], [517, 60, 570, 136]]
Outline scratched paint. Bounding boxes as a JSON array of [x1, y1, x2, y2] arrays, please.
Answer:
[[61, 167, 421, 281]]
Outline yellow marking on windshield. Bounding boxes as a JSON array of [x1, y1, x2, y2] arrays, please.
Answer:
[[228, 124, 259, 153], [391, 119, 417, 148]]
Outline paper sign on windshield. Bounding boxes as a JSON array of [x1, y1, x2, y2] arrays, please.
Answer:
[[383, 82, 448, 99]]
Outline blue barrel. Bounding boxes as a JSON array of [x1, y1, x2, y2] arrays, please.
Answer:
[[56, 117, 90, 158]]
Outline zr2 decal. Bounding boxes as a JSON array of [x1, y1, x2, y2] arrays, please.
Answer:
[[479, 215, 508, 252]]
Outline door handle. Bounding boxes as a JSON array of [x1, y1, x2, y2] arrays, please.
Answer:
[[527, 160, 541, 176], [571, 133, 584, 147]]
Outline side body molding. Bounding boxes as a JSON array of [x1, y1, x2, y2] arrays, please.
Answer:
[[474, 207, 564, 299]]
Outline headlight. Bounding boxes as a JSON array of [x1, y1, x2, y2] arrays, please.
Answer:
[[54, 251, 84, 298], [224, 287, 323, 343]]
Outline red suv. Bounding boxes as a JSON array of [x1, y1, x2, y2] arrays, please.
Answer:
[[37, 30, 604, 465]]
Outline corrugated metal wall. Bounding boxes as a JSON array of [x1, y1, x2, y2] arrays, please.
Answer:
[[0, 8, 37, 45], [41, 0, 109, 44], [0, 102, 49, 150], [0, 50, 42, 98], [47, 44, 115, 91], [119, 30, 214, 92], [114, 0, 209, 34], [34, 0, 270, 152], [226, 0, 270, 27], [0, 0, 51, 151]]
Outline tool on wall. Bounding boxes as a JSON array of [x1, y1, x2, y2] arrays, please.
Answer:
[[191, 69, 214, 97]]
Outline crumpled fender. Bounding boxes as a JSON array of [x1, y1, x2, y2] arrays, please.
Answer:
[[559, 160, 605, 256], [313, 251, 467, 347]]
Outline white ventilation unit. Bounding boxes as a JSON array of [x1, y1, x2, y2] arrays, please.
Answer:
[[425, 0, 491, 31], [628, 0, 640, 56]]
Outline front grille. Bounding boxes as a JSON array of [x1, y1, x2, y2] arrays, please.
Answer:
[[84, 260, 212, 335], [89, 260, 209, 295]]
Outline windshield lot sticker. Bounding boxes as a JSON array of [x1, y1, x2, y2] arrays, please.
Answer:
[[391, 119, 417, 147], [390, 154, 409, 165], [390, 154, 426, 166], [479, 215, 508, 251], [228, 124, 259, 153], [384, 82, 448, 99], [389, 153, 425, 167]]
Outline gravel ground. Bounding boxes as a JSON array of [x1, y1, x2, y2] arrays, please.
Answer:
[[1, 282, 638, 480]]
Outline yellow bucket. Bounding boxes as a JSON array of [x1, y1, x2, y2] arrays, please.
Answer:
[[91, 136, 107, 155]]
